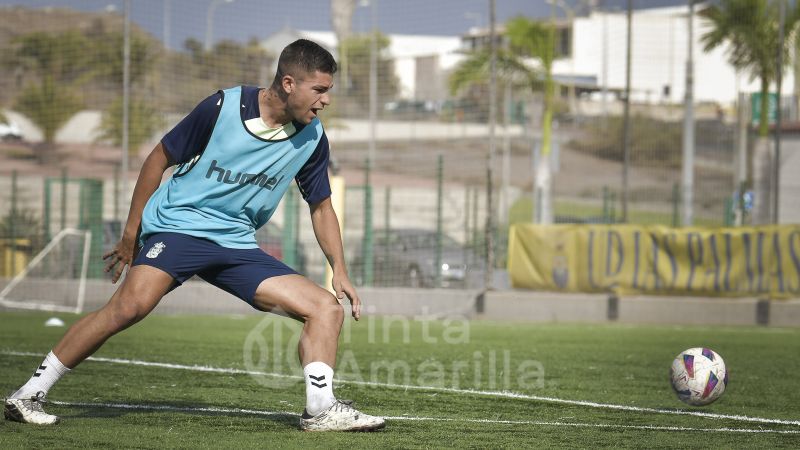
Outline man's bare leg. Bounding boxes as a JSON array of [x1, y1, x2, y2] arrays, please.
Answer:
[[4, 265, 174, 425], [53, 265, 175, 367], [252, 274, 384, 431], [252, 274, 343, 367]]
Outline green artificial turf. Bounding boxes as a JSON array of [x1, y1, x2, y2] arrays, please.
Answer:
[[1, 311, 798, 448]]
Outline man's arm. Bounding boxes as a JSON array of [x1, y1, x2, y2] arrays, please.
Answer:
[[103, 142, 174, 283], [309, 196, 361, 320]]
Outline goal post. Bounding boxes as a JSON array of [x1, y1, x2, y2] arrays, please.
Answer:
[[0, 228, 92, 314]]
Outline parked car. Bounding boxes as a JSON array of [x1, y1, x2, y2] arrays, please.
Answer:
[[0, 119, 22, 142], [350, 228, 483, 288], [554, 215, 615, 224], [383, 100, 438, 119], [255, 222, 307, 275]]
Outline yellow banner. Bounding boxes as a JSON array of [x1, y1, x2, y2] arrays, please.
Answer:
[[507, 224, 800, 299]]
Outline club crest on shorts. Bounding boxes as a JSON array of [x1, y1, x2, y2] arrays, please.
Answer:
[[146, 242, 166, 259]]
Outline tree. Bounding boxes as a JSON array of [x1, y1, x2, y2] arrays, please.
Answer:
[[97, 97, 164, 156], [5, 31, 91, 160], [10, 31, 92, 84], [16, 76, 82, 161], [507, 17, 558, 225], [90, 31, 158, 86], [701, 0, 800, 223], [180, 37, 271, 87], [340, 33, 399, 116], [448, 16, 558, 223]]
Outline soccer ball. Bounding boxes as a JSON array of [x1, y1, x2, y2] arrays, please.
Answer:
[[669, 347, 728, 406]]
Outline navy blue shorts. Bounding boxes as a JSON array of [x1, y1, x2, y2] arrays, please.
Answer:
[[133, 232, 298, 307]]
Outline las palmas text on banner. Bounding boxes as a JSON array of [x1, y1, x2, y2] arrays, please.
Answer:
[[507, 224, 800, 299]]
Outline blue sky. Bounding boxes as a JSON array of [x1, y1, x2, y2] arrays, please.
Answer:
[[2, 0, 686, 49]]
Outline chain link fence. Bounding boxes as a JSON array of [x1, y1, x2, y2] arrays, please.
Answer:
[[0, 1, 795, 292]]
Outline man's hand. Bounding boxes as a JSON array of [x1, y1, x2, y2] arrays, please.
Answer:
[[103, 235, 138, 284], [331, 272, 361, 320]]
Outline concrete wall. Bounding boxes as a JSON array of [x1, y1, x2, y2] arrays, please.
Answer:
[[2, 278, 799, 326]]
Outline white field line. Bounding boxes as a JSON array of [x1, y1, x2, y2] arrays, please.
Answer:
[[50, 400, 800, 435], [5, 350, 799, 428]]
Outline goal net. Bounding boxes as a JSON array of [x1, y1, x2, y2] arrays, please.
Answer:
[[0, 228, 91, 314]]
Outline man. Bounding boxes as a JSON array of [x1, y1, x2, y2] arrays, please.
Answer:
[[4, 39, 385, 432]]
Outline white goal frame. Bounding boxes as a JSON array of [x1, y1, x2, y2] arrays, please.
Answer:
[[0, 228, 91, 314]]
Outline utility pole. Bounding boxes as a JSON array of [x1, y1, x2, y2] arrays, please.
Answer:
[[681, 0, 695, 226]]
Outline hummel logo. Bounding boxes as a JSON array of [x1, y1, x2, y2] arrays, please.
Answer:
[[205, 160, 283, 190], [309, 374, 327, 388], [32, 365, 47, 377]]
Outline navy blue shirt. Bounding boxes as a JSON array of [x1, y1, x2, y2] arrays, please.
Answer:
[[161, 86, 331, 205]]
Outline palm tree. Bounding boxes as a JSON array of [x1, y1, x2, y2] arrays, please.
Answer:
[[701, 0, 800, 223], [449, 16, 557, 224]]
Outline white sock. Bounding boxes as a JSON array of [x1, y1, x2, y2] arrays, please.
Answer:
[[12, 351, 70, 399], [303, 361, 335, 416]]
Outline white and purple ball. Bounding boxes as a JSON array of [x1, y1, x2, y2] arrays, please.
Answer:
[[670, 347, 728, 406]]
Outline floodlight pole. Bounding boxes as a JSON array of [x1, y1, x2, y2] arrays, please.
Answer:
[[773, 0, 785, 224], [621, 0, 633, 222], [205, 0, 234, 51], [163, 0, 171, 50], [369, 0, 377, 168], [121, 0, 131, 219], [681, 0, 695, 226], [363, 0, 378, 286], [601, 10, 609, 120], [484, 0, 497, 291]]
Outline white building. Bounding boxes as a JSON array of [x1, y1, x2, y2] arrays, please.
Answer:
[[557, 5, 794, 105], [261, 28, 463, 101]]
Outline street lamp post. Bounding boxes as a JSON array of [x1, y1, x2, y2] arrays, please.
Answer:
[[205, 0, 234, 51]]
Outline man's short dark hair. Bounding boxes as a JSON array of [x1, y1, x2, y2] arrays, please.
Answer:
[[272, 39, 337, 86]]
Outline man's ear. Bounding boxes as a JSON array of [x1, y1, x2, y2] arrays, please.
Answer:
[[281, 75, 295, 95]]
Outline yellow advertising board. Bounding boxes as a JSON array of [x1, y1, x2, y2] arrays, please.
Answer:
[[507, 224, 800, 299]]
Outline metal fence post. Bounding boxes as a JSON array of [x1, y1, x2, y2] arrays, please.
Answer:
[[384, 185, 391, 277], [724, 197, 734, 226], [672, 182, 680, 227], [60, 167, 68, 232], [43, 176, 51, 243], [363, 156, 373, 286], [10, 170, 18, 276], [282, 187, 298, 269], [435, 153, 443, 287]]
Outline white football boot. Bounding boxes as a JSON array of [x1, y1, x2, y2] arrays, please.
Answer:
[[299, 399, 385, 432], [4, 391, 60, 425]]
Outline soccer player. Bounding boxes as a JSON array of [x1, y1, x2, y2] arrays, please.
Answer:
[[4, 39, 385, 432]]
